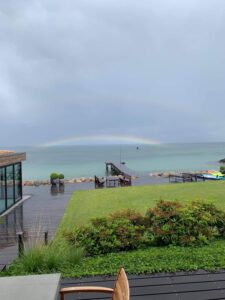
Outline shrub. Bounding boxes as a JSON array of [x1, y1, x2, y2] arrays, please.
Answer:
[[220, 166, 225, 174], [64, 214, 151, 255], [110, 209, 146, 226], [64, 201, 225, 256], [146, 200, 183, 246], [147, 200, 223, 246], [50, 172, 59, 180], [59, 173, 64, 179]]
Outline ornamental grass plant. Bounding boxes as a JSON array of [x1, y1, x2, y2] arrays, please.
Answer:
[[4, 241, 84, 276]]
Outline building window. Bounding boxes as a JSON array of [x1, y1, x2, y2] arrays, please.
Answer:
[[0, 168, 6, 214], [6, 165, 14, 208], [15, 163, 22, 202], [0, 163, 22, 214]]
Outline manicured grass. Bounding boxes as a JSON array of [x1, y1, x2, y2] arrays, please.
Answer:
[[58, 181, 225, 232], [51, 181, 225, 277], [5, 181, 225, 277]]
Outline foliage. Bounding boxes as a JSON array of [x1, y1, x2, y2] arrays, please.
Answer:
[[57, 181, 225, 231], [5, 182, 225, 278], [3, 243, 84, 276], [220, 166, 225, 174], [109, 209, 146, 226], [59, 240, 225, 277], [50, 172, 59, 180], [5, 240, 225, 278], [59, 173, 65, 179], [64, 211, 151, 255], [147, 200, 225, 246], [64, 201, 225, 254]]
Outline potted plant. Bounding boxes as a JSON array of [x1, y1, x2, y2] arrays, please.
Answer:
[[50, 172, 59, 185], [59, 173, 65, 185]]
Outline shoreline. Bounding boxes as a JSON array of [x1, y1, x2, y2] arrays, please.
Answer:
[[22, 170, 210, 186], [23, 175, 139, 186]]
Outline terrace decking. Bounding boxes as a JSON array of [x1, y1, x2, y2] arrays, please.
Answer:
[[61, 270, 225, 299], [0, 183, 93, 271]]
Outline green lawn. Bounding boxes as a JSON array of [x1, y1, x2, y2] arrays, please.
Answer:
[[58, 181, 225, 231], [51, 181, 225, 277], [5, 181, 225, 277]]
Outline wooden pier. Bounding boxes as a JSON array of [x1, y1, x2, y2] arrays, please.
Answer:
[[106, 162, 132, 177], [96, 162, 133, 188], [169, 173, 205, 183], [105, 162, 136, 177]]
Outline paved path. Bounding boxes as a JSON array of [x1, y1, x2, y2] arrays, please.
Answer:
[[0, 182, 93, 270], [0, 177, 167, 270]]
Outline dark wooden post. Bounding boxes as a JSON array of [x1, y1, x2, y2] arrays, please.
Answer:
[[17, 232, 24, 257], [106, 163, 109, 176], [44, 231, 48, 245]]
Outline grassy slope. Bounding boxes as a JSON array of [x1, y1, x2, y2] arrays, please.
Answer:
[[58, 181, 225, 231], [53, 181, 225, 277]]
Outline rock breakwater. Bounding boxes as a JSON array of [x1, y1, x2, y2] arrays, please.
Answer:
[[23, 177, 95, 186], [23, 175, 139, 186]]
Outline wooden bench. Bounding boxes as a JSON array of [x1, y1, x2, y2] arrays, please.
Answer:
[[94, 175, 105, 188], [60, 268, 129, 300], [119, 174, 132, 186]]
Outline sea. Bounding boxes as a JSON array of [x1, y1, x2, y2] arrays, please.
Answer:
[[8, 143, 225, 180]]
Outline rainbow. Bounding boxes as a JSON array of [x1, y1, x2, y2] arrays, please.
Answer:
[[41, 134, 160, 147]]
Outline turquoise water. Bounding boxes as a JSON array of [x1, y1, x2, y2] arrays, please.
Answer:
[[12, 143, 225, 180]]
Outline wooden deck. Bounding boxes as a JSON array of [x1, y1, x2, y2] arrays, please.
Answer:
[[0, 183, 93, 271], [105, 162, 134, 187], [61, 270, 225, 299], [169, 173, 205, 183], [105, 162, 138, 177]]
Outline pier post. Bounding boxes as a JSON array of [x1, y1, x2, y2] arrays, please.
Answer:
[[106, 163, 109, 175]]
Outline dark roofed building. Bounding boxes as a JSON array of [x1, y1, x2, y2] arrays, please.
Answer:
[[0, 151, 26, 215]]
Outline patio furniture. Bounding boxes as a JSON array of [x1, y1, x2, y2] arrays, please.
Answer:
[[60, 267, 129, 300], [0, 273, 60, 300], [106, 176, 120, 187], [94, 175, 105, 188], [119, 174, 132, 186]]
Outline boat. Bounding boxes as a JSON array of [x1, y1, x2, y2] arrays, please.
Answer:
[[207, 170, 224, 177], [198, 173, 225, 180]]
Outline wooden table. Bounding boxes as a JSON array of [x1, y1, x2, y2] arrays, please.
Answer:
[[106, 176, 119, 187], [0, 273, 60, 300]]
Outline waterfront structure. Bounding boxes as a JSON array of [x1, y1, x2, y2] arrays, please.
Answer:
[[0, 151, 26, 214]]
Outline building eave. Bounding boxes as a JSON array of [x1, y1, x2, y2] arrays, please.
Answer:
[[0, 152, 26, 167]]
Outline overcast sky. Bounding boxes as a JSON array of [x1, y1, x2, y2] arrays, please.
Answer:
[[1, 0, 225, 146]]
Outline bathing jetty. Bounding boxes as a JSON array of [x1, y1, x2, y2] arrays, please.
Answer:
[[95, 162, 134, 188], [169, 172, 205, 183], [105, 161, 137, 177]]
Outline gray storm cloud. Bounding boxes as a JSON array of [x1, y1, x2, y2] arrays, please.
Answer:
[[1, 0, 225, 145]]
